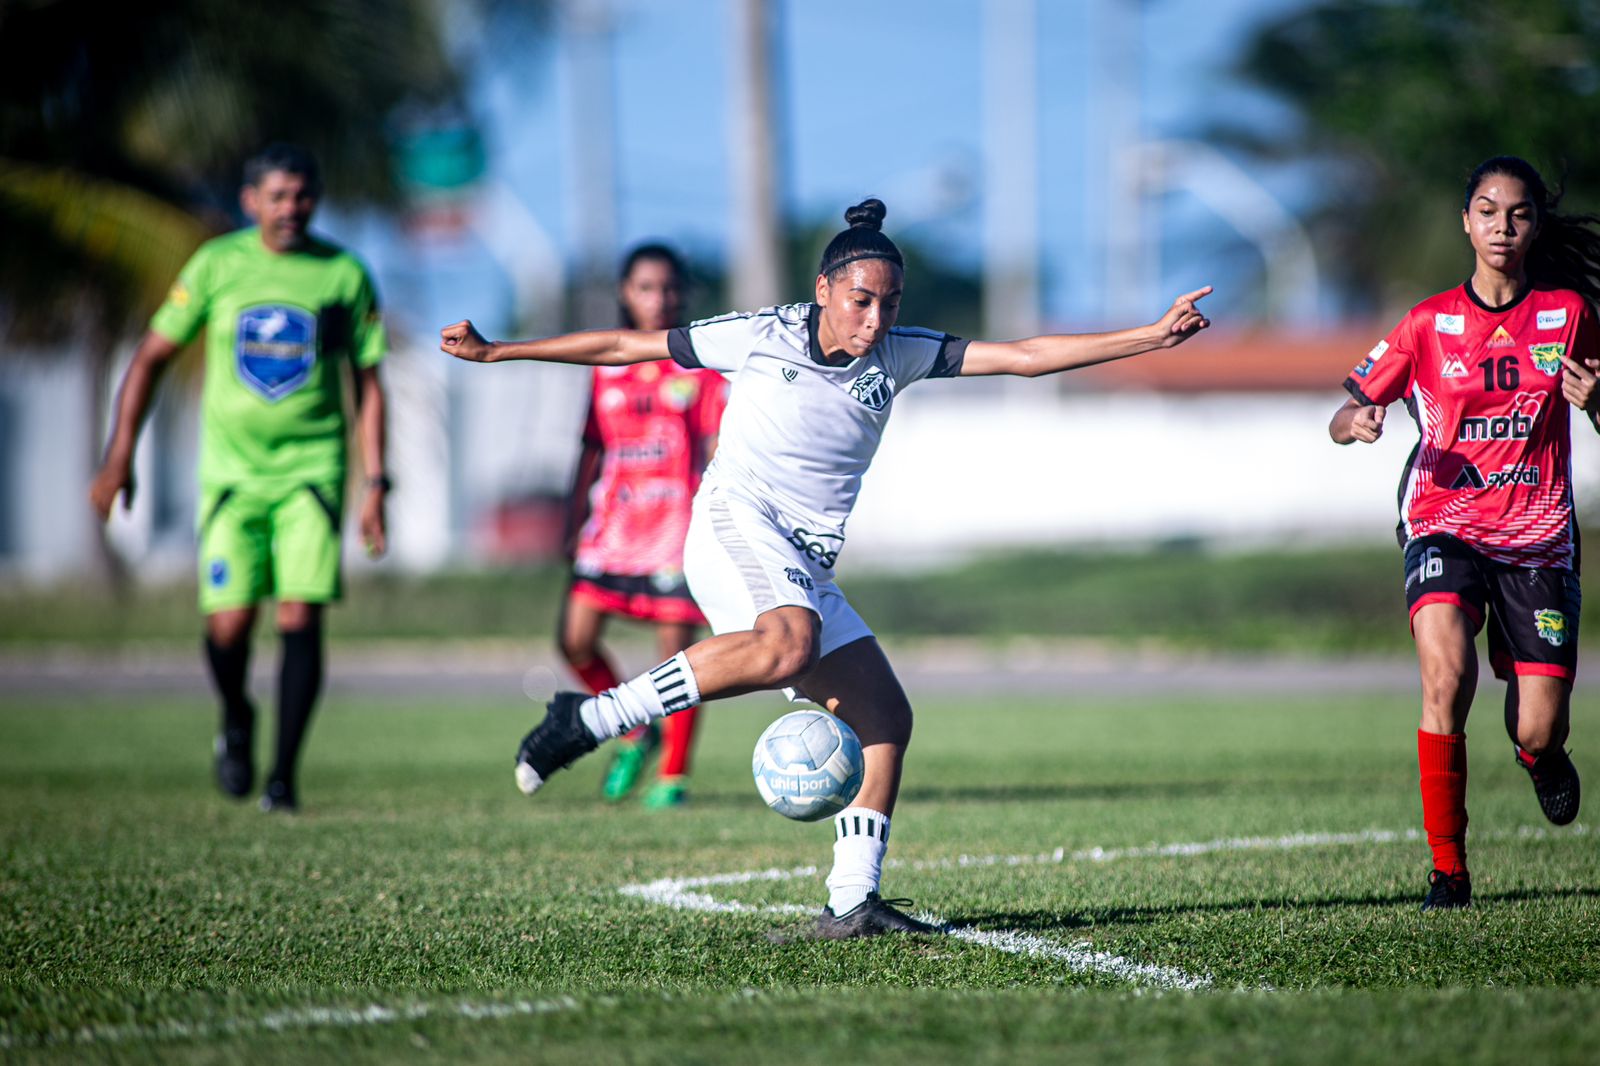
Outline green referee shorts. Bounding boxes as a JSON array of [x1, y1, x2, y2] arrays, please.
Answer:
[[197, 481, 344, 614]]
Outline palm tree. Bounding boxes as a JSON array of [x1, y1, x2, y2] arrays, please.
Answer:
[[0, 0, 464, 582], [1228, 0, 1600, 314]]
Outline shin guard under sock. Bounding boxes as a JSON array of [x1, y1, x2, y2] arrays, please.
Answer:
[[270, 628, 324, 789], [1418, 729, 1469, 875], [658, 704, 700, 777], [205, 636, 255, 737]]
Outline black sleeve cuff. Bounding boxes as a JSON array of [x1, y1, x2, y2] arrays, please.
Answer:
[[931, 336, 969, 379], [1344, 377, 1378, 407], [667, 327, 701, 369]]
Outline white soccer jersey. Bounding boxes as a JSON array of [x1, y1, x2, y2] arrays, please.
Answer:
[[667, 302, 967, 571]]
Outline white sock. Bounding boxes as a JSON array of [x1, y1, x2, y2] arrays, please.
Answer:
[[579, 652, 701, 742], [825, 806, 890, 915]]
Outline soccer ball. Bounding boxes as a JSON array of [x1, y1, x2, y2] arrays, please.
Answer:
[[751, 710, 864, 821]]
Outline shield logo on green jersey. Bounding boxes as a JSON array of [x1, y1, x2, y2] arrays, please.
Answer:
[[1534, 609, 1569, 647], [236, 304, 317, 401], [1529, 342, 1565, 377]]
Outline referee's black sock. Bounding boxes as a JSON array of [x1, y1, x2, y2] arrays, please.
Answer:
[[269, 625, 324, 794], [204, 635, 255, 740]]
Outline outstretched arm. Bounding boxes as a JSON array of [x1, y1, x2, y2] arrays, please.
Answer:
[[89, 330, 183, 520], [439, 320, 671, 367], [1329, 396, 1386, 444], [957, 287, 1212, 377]]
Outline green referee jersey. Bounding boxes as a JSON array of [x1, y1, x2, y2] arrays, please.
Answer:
[[149, 227, 387, 490]]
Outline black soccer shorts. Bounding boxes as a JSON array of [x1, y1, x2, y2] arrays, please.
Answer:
[[1402, 533, 1580, 682]]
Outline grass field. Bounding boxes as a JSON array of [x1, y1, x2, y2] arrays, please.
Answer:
[[3, 682, 1597, 1064]]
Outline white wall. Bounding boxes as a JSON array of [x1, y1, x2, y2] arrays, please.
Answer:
[[7, 352, 1600, 582], [845, 381, 1600, 566]]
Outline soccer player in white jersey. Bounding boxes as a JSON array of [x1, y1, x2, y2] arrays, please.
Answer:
[[441, 199, 1211, 938]]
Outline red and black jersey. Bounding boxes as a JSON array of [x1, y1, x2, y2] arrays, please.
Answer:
[[574, 362, 728, 578], [1345, 283, 1599, 568]]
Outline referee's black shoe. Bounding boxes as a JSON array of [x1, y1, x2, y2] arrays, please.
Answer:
[[816, 893, 939, 939], [514, 691, 598, 795], [1420, 869, 1472, 912], [214, 728, 253, 799], [1516, 744, 1581, 826]]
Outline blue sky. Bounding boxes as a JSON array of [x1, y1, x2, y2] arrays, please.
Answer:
[[345, 0, 1316, 340]]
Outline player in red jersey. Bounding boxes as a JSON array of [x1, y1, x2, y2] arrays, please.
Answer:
[[1331, 156, 1600, 911], [558, 244, 727, 808]]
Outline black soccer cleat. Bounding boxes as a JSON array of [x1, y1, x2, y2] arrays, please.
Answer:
[[214, 728, 253, 799], [259, 778, 298, 814], [815, 893, 940, 939], [1515, 745, 1581, 826], [1420, 869, 1472, 912], [514, 691, 599, 796]]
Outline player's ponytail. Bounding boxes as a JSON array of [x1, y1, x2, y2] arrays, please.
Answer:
[[1465, 156, 1600, 308], [817, 198, 904, 280]]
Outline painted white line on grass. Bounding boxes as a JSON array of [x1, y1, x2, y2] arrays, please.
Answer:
[[617, 822, 1588, 992], [944, 926, 1212, 991], [0, 996, 583, 1051]]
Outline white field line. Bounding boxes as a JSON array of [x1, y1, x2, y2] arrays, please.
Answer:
[[0, 995, 583, 1051], [618, 822, 1589, 992], [7, 823, 1584, 1048]]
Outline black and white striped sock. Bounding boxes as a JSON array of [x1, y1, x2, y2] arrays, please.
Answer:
[[579, 651, 702, 741], [825, 806, 890, 915]]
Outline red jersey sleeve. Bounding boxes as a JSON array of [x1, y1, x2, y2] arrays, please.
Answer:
[[1574, 298, 1600, 365], [691, 371, 729, 444], [1344, 312, 1418, 407], [581, 390, 603, 448]]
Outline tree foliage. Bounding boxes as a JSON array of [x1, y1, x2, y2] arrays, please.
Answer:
[[1232, 0, 1600, 312], [0, 0, 461, 343]]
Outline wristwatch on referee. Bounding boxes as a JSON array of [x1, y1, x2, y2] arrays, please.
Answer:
[[366, 474, 394, 493]]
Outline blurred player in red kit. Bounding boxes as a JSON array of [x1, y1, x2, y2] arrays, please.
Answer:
[[1331, 156, 1600, 910], [559, 244, 726, 808]]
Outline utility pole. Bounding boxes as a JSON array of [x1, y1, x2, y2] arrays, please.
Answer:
[[981, 0, 1041, 340], [565, 0, 620, 329], [1101, 0, 1148, 323], [729, 0, 784, 310]]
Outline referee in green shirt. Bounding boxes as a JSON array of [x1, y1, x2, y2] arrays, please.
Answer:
[[91, 144, 390, 812]]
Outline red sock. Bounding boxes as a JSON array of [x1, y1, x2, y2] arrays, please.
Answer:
[[1417, 729, 1468, 876], [659, 704, 700, 778], [572, 657, 621, 696]]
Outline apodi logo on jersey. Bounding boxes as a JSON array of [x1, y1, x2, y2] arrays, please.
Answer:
[[236, 304, 317, 401], [1449, 463, 1539, 490]]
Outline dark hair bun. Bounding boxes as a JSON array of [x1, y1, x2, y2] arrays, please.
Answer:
[[844, 198, 887, 231]]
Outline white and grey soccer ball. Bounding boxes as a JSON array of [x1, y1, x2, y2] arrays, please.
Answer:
[[751, 710, 864, 821]]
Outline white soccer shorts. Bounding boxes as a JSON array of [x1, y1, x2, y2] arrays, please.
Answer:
[[682, 480, 874, 697]]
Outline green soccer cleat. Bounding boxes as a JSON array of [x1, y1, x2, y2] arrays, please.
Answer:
[[601, 725, 658, 802], [642, 779, 688, 809]]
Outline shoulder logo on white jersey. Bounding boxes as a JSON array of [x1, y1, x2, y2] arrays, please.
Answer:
[[849, 368, 893, 411], [781, 367, 798, 382], [1440, 357, 1468, 378], [1537, 309, 1568, 330], [1435, 313, 1464, 335]]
